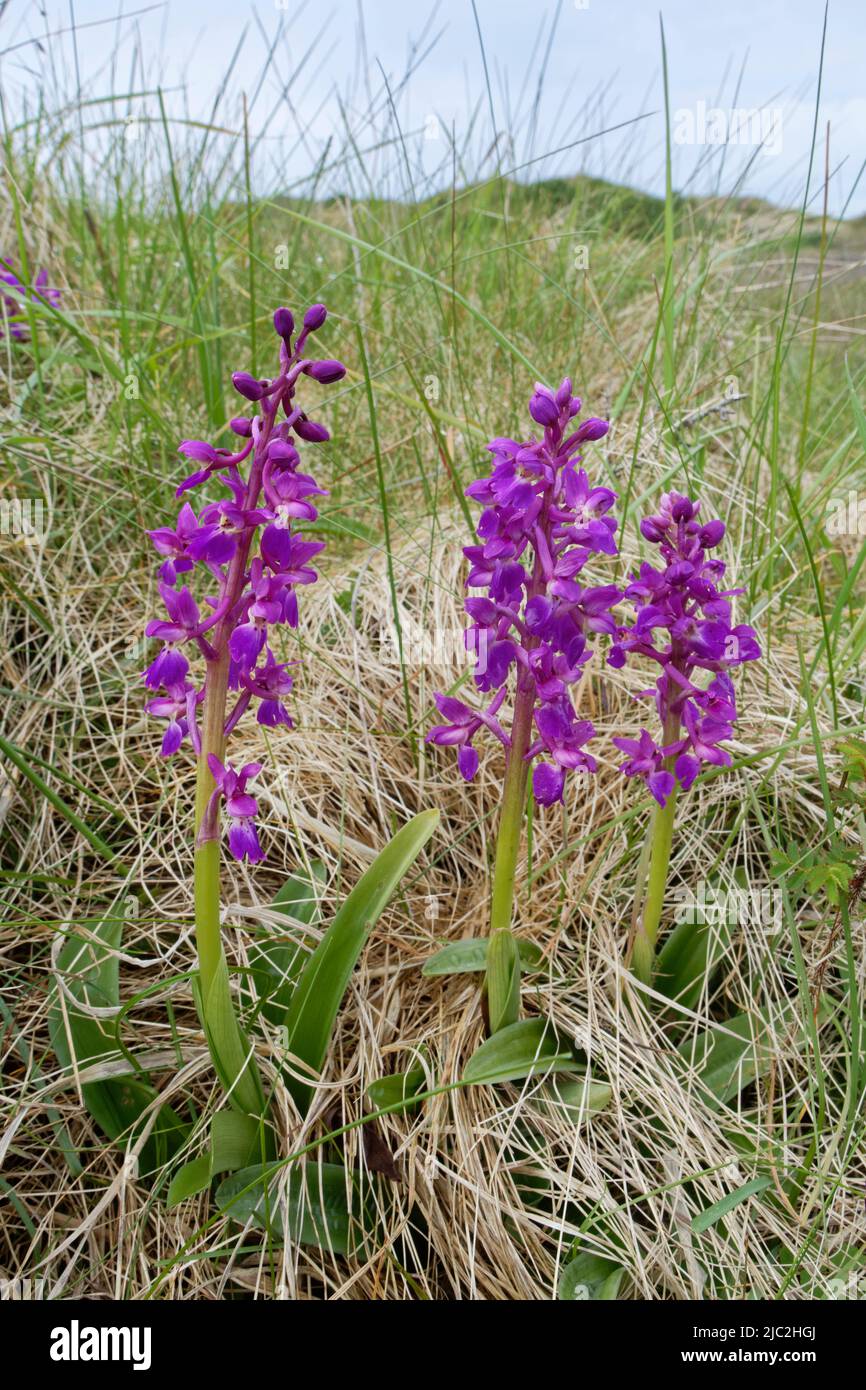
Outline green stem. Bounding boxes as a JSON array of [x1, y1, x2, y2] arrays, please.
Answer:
[[192, 439, 271, 1114], [630, 711, 680, 985], [489, 676, 534, 933], [193, 644, 230, 999], [485, 673, 534, 1032]]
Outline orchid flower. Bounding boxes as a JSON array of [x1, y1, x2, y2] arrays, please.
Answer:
[[427, 379, 619, 1030], [612, 490, 761, 982], [142, 305, 343, 1112], [0, 258, 61, 339]]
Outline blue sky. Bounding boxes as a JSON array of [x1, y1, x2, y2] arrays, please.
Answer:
[[3, 0, 864, 215]]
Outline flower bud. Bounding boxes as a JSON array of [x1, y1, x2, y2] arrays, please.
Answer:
[[529, 389, 559, 428], [303, 303, 327, 331], [230, 416, 253, 436], [670, 493, 694, 522], [231, 371, 266, 401], [294, 417, 330, 442], [699, 519, 725, 548], [273, 307, 295, 338], [267, 439, 300, 467], [573, 417, 610, 443], [640, 516, 666, 543], [305, 358, 346, 383]]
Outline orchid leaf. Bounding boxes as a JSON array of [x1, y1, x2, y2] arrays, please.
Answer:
[[538, 1074, 613, 1123], [366, 1063, 427, 1113], [195, 955, 266, 1117], [464, 1018, 576, 1086], [486, 929, 521, 1034], [48, 907, 186, 1174], [691, 1175, 773, 1233], [424, 936, 543, 977], [166, 1154, 212, 1207], [166, 1110, 266, 1208], [678, 1001, 821, 1109], [655, 903, 732, 1011], [216, 1161, 371, 1254], [249, 861, 326, 1025], [558, 1252, 626, 1301], [283, 809, 439, 1111]]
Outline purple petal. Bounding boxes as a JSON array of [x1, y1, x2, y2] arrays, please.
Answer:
[[457, 745, 479, 781], [647, 770, 676, 807], [229, 622, 265, 669], [533, 762, 565, 806], [178, 439, 217, 463], [228, 819, 265, 863], [675, 753, 700, 791]]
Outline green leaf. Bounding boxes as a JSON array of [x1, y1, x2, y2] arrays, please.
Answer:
[[166, 1111, 267, 1208], [195, 955, 266, 1117], [539, 1074, 613, 1123], [216, 1161, 368, 1254], [678, 1002, 816, 1110], [655, 908, 732, 1011], [691, 1176, 773, 1233], [249, 862, 326, 1025], [48, 907, 186, 1173], [464, 1018, 576, 1086], [423, 936, 543, 977], [166, 1154, 212, 1207], [211, 1110, 265, 1174], [558, 1252, 625, 1301], [486, 930, 521, 1034], [366, 1064, 426, 1113], [283, 809, 439, 1111]]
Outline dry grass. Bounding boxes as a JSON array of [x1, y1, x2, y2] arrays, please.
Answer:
[[2, 400, 863, 1301]]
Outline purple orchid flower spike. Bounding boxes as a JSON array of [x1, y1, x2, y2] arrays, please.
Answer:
[[0, 258, 61, 339], [613, 490, 761, 983], [427, 378, 619, 809], [611, 490, 760, 807], [141, 304, 343, 1119], [426, 378, 620, 1033], [142, 304, 343, 870]]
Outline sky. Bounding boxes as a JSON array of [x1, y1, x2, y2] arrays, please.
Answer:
[[2, 0, 864, 215]]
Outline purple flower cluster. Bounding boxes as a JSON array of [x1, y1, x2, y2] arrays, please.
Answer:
[[143, 305, 344, 861], [1, 259, 60, 339], [427, 379, 619, 806], [610, 491, 760, 807]]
